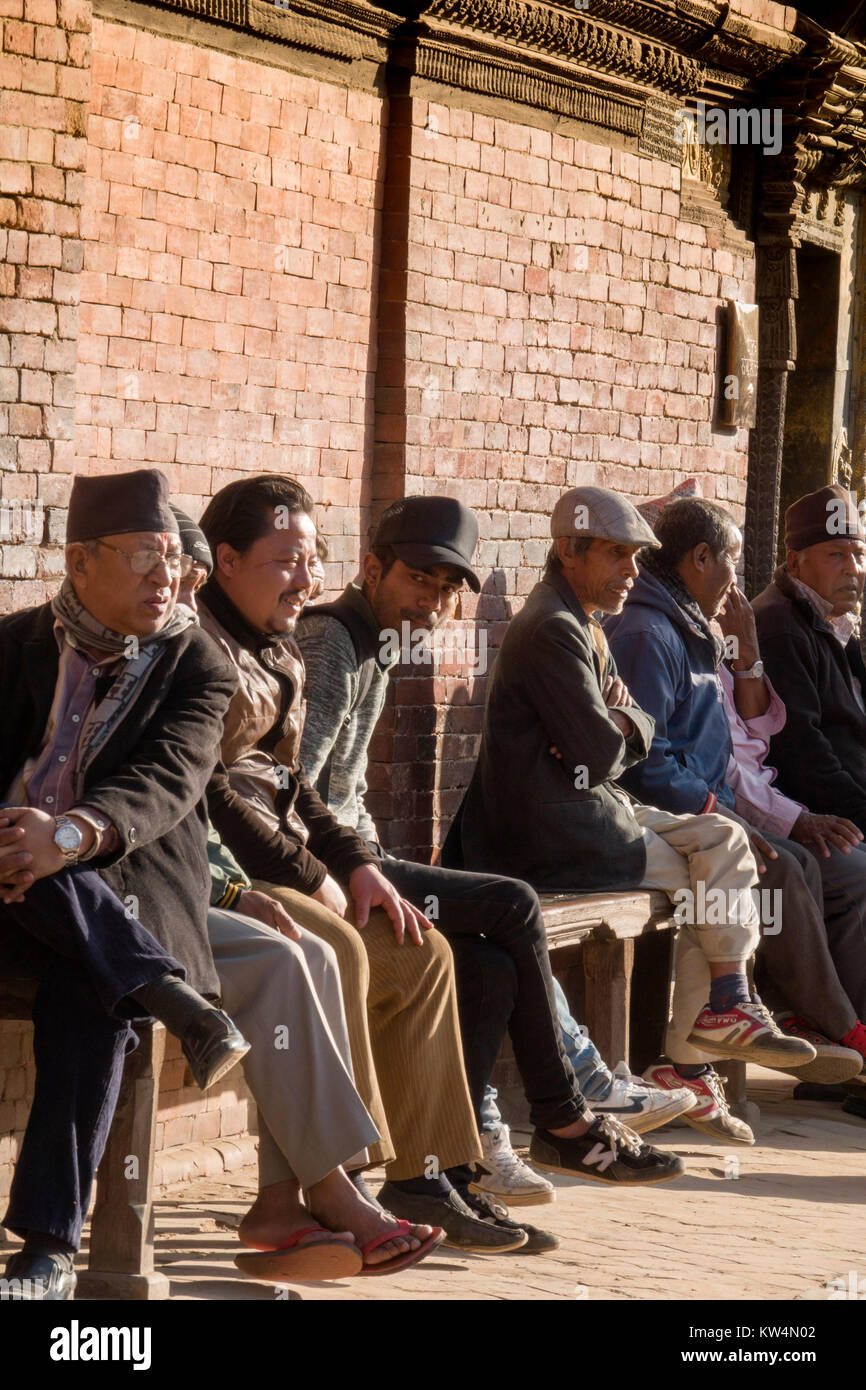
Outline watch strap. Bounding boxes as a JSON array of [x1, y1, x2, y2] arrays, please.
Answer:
[[731, 660, 763, 679]]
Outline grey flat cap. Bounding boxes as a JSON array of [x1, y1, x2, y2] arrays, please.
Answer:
[[551, 485, 660, 548]]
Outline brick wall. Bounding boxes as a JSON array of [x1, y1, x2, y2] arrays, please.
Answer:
[[0, 0, 90, 610], [77, 15, 386, 592], [372, 95, 754, 860]]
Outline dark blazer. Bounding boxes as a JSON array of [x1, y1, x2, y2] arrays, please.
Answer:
[[449, 569, 655, 891], [0, 602, 237, 996], [753, 567, 866, 835]]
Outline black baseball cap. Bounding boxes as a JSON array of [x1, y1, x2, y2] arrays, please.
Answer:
[[372, 496, 480, 592]]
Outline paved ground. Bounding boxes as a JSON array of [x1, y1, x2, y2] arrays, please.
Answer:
[[79, 1068, 865, 1303]]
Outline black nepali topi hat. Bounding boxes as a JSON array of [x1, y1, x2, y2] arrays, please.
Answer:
[[66, 468, 179, 544], [372, 495, 481, 592]]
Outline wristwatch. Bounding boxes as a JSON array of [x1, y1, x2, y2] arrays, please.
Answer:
[[732, 659, 764, 680], [54, 815, 84, 866]]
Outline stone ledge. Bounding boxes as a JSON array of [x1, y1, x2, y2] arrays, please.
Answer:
[[153, 1134, 259, 1190]]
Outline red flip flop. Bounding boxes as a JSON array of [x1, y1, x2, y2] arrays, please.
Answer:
[[358, 1220, 446, 1277], [234, 1225, 363, 1282]]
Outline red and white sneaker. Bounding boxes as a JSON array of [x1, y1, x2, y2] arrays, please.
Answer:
[[774, 1015, 862, 1084], [643, 1061, 754, 1145], [687, 1001, 816, 1069]]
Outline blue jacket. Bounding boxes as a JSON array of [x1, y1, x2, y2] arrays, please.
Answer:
[[604, 567, 734, 815]]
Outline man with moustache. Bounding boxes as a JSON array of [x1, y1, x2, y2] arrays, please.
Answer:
[[171, 508, 445, 1279], [197, 475, 530, 1253]]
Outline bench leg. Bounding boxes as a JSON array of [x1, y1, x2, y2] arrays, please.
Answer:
[[77, 1021, 170, 1301], [717, 1059, 760, 1131], [583, 936, 634, 1070]]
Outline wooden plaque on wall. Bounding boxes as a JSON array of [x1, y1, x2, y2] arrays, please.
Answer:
[[719, 301, 759, 428]]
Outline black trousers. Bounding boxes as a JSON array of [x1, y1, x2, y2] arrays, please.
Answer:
[[1, 867, 182, 1249], [376, 851, 587, 1131], [751, 829, 862, 1039]]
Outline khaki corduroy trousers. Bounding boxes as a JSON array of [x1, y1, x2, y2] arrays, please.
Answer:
[[254, 881, 482, 1180], [633, 806, 762, 1064]]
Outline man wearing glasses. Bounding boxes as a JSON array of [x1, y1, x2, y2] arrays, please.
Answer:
[[0, 468, 245, 1299]]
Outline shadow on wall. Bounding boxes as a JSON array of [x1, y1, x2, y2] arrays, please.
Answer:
[[431, 567, 513, 861], [367, 566, 514, 863]]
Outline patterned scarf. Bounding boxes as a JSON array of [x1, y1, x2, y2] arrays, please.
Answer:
[[640, 549, 726, 668], [51, 577, 193, 792]]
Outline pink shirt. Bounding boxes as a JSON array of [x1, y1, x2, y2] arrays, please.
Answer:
[[718, 664, 804, 838]]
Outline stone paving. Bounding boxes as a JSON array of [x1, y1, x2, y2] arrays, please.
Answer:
[[82, 1068, 866, 1303]]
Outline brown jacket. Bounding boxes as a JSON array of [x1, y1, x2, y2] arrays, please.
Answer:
[[200, 579, 376, 894]]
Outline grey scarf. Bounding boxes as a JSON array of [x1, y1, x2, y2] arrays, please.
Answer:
[[51, 578, 193, 792]]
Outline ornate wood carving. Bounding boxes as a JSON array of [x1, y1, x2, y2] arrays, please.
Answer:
[[410, 35, 644, 135], [425, 0, 704, 97], [638, 90, 680, 162], [251, 0, 400, 56], [744, 244, 798, 595]]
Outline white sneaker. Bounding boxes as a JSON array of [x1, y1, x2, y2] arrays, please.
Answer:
[[469, 1125, 555, 1206], [590, 1060, 697, 1134]]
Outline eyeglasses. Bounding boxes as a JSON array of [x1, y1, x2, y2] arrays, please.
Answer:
[[96, 540, 193, 577]]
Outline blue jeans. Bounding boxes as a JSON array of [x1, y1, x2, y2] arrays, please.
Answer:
[[481, 978, 614, 1131]]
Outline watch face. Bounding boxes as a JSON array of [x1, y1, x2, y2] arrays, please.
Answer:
[[55, 822, 82, 852], [753, 660, 764, 678]]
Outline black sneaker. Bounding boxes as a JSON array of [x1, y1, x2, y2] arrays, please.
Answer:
[[530, 1115, 685, 1185], [459, 1189, 560, 1253], [377, 1182, 528, 1253]]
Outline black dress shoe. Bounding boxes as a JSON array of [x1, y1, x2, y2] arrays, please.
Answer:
[[458, 1189, 560, 1253], [180, 1007, 250, 1091], [377, 1182, 527, 1253], [3, 1250, 76, 1300]]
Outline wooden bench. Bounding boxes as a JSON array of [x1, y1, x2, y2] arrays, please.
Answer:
[[491, 889, 752, 1127], [0, 889, 752, 1299]]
